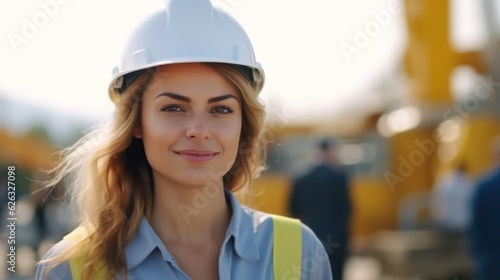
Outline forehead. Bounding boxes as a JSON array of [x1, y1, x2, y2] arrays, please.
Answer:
[[146, 63, 239, 95]]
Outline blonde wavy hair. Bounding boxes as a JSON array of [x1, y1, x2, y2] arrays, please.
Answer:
[[41, 63, 266, 279]]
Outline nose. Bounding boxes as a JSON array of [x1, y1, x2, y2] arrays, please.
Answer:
[[185, 113, 211, 140]]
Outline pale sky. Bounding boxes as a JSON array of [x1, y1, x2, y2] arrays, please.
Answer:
[[0, 0, 489, 125]]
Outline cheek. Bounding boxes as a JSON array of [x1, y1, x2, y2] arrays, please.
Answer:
[[218, 116, 242, 139], [220, 120, 242, 158], [141, 114, 182, 148], [222, 120, 242, 136]]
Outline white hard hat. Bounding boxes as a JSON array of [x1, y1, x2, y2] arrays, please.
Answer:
[[109, 0, 265, 102]]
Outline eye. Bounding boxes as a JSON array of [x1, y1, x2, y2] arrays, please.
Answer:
[[210, 106, 233, 114], [161, 105, 184, 112]]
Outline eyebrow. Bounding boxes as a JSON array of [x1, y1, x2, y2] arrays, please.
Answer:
[[155, 92, 238, 103]]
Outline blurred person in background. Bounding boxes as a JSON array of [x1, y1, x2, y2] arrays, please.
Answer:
[[289, 138, 352, 280], [431, 163, 473, 232], [35, 0, 332, 279], [32, 175, 73, 245], [469, 135, 500, 280], [31, 171, 51, 250]]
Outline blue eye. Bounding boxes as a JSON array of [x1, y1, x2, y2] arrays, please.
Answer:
[[161, 105, 184, 112], [211, 106, 233, 114]]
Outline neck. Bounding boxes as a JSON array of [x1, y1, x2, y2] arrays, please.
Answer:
[[149, 177, 231, 247]]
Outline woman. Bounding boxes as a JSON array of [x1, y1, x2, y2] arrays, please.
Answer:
[[36, 0, 332, 279]]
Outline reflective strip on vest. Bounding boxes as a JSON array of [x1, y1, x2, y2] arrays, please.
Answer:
[[64, 215, 302, 279]]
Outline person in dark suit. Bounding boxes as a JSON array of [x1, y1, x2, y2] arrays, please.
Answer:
[[469, 136, 500, 280], [289, 139, 352, 280]]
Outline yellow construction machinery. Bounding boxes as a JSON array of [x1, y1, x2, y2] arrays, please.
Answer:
[[238, 0, 500, 278]]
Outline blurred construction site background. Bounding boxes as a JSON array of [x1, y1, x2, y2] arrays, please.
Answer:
[[1, 0, 500, 279]]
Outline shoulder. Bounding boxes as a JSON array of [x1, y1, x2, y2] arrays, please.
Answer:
[[36, 240, 73, 280], [471, 169, 500, 208], [330, 165, 350, 178], [243, 206, 324, 244], [296, 221, 333, 279], [292, 166, 322, 185], [292, 168, 313, 182], [245, 209, 332, 279], [475, 169, 500, 192]]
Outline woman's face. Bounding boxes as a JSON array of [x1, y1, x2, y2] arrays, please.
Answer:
[[135, 63, 242, 188]]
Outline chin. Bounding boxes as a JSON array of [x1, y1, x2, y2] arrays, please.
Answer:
[[178, 172, 222, 189]]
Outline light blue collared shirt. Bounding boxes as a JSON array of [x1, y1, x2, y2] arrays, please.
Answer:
[[36, 190, 332, 279]]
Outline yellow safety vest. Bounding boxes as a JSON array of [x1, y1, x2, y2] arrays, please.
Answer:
[[63, 215, 301, 280]]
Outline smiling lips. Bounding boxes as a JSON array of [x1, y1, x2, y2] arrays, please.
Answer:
[[175, 150, 218, 162]]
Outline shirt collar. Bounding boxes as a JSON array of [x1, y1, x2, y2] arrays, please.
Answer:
[[124, 189, 260, 269], [224, 189, 260, 260], [125, 217, 175, 269]]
